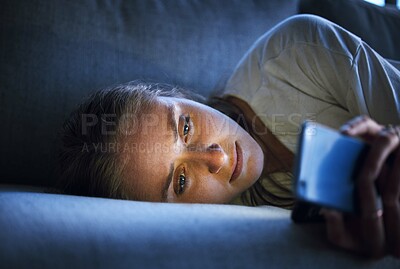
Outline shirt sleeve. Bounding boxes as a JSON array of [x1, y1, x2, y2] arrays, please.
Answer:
[[225, 15, 400, 132], [349, 42, 400, 124]]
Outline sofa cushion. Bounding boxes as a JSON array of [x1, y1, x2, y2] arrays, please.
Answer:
[[1, 185, 398, 268], [0, 0, 299, 186], [299, 0, 400, 61]]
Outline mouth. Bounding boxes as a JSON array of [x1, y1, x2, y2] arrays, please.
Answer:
[[230, 142, 243, 183]]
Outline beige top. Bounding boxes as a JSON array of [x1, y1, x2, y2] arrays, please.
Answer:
[[224, 16, 400, 205], [225, 16, 400, 153]]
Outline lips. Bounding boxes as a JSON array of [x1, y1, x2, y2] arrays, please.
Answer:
[[230, 142, 243, 183]]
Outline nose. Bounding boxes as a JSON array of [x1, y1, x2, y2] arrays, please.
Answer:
[[186, 143, 227, 173]]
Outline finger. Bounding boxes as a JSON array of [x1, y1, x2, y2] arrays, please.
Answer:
[[355, 130, 399, 256], [382, 146, 400, 258], [382, 146, 400, 207], [321, 209, 358, 251], [376, 163, 389, 195], [383, 199, 400, 258], [340, 115, 383, 141], [339, 115, 370, 132], [359, 212, 385, 258], [358, 129, 399, 194]]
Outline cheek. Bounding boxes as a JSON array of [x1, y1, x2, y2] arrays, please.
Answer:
[[186, 178, 233, 204], [197, 113, 237, 138]]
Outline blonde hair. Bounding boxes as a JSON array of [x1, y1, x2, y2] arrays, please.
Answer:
[[56, 81, 204, 198]]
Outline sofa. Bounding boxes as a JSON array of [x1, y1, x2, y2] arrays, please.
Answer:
[[1, 0, 400, 268]]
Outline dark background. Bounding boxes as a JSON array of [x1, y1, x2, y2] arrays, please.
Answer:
[[1, 0, 399, 187]]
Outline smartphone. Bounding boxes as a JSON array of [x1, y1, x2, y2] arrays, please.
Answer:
[[291, 121, 369, 223]]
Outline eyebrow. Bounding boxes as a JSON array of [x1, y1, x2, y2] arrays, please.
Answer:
[[161, 163, 174, 202], [161, 104, 178, 201], [167, 104, 178, 143]]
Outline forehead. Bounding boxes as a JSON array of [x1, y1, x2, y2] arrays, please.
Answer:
[[120, 98, 176, 201]]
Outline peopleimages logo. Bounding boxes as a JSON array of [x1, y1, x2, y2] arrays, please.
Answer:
[[81, 142, 171, 154], [81, 142, 237, 154], [81, 112, 317, 137]]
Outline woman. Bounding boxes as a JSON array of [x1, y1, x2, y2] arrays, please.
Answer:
[[57, 15, 400, 258]]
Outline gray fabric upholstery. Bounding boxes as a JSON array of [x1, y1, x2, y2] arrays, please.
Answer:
[[0, 0, 299, 187], [299, 0, 400, 61], [389, 59, 400, 71], [1, 185, 398, 269]]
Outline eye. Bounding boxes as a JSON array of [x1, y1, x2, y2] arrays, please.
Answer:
[[182, 115, 192, 142], [183, 116, 190, 135], [176, 168, 187, 195], [183, 121, 189, 135], [178, 174, 186, 194]]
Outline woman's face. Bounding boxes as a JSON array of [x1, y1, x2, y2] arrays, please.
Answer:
[[121, 97, 264, 203]]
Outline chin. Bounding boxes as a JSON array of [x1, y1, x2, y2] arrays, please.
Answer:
[[236, 131, 264, 186], [250, 160, 264, 185], [247, 143, 264, 184]]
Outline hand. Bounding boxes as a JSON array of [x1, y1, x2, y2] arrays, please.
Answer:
[[322, 115, 400, 259]]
